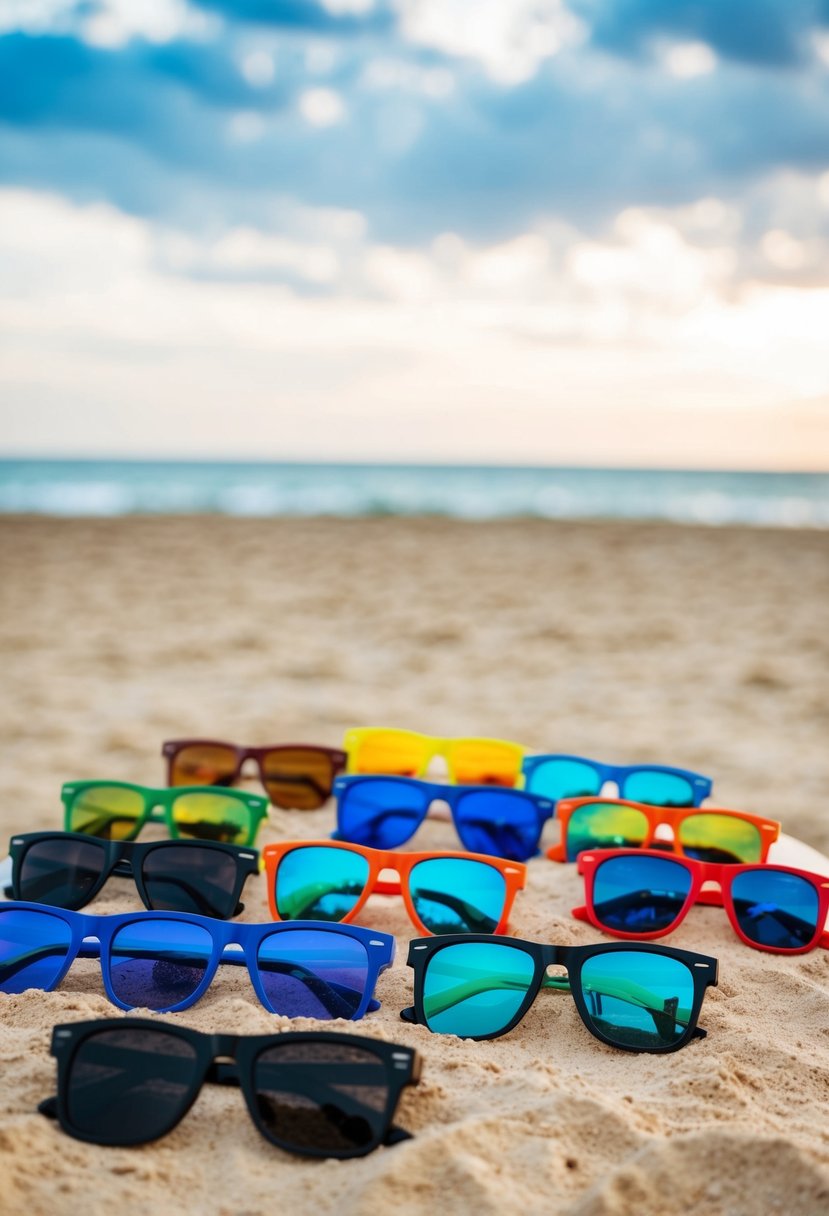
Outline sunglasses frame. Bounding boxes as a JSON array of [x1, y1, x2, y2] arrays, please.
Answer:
[[344, 727, 526, 784], [6, 831, 260, 917], [262, 839, 527, 935], [574, 847, 829, 954], [40, 1018, 421, 1158], [522, 754, 712, 805], [0, 901, 394, 1015], [547, 796, 781, 863], [402, 934, 718, 1052], [61, 780, 269, 847], [162, 739, 348, 809]]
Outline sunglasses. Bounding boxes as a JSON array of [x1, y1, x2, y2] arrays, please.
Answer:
[[162, 739, 347, 810], [61, 781, 269, 847], [333, 776, 555, 862], [344, 728, 526, 786], [402, 934, 718, 1051], [522, 754, 712, 807], [263, 840, 527, 936], [0, 902, 393, 1016], [6, 832, 260, 919], [39, 1019, 421, 1158], [547, 797, 781, 864], [574, 848, 829, 954]]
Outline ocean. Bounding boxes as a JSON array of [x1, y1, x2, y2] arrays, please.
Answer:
[[0, 461, 827, 528]]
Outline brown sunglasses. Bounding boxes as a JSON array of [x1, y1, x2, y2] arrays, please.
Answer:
[[162, 739, 347, 810]]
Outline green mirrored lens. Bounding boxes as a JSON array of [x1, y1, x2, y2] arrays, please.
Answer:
[[171, 793, 255, 845], [566, 803, 649, 861], [679, 812, 762, 864], [66, 786, 145, 841]]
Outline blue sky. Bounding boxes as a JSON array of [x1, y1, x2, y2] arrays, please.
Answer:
[[1, 1, 828, 466]]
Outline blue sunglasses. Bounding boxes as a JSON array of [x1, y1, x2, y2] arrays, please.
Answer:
[[0, 902, 393, 1016], [522, 755, 712, 807], [332, 776, 554, 861]]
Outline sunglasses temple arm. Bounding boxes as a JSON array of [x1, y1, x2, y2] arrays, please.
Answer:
[[570, 905, 590, 922], [37, 1096, 58, 1119]]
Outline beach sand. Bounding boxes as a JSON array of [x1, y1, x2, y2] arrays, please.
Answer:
[[0, 515, 827, 1216]]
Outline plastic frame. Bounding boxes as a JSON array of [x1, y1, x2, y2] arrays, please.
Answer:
[[61, 780, 269, 847], [343, 727, 526, 784], [40, 1017, 421, 1158], [522, 754, 712, 805], [262, 839, 527, 935], [546, 796, 781, 863], [162, 739, 348, 809], [6, 831, 260, 917], [0, 901, 394, 1015], [402, 933, 718, 1052], [574, 847, 829, 954]]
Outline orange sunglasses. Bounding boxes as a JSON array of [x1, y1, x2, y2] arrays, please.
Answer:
[[262, 840, 526, 936], [547, 797, 781, 864]]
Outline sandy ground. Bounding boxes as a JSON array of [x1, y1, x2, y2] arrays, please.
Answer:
[[0, 515, 827, 1216]]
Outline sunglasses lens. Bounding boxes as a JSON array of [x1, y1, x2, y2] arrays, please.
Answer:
[[275, 846, 370, 921], [0, 907, 72, 993], [18, 837, 106, 908], [623, 771, 695, 806], [337, 779, 425, 849], [256, 928, 370, 1019], [450, 741, 521, 786], [525, 759, 601, 801], [422, 941, 534, 1037], [253, 1040, 390, 1156], [580, 950, 695, 1049], [109, 920, 212, 1010], [678, 813, 761, 864], [141, 845, 240, 919], [261, 748, 335, 811], [454, 791, 540, 861], [731, 870, 820, 950], [593, 855, 692, 934], [66, 785, 144, 841], [350, 732, 427, 778], [566, 802, 649, 861], [169, 743, 238, 787], [171, 792, 254, 845], [66, 1027, 198, 1143], [409, 858, 507, 934]]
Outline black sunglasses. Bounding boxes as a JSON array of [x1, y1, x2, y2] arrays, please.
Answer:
[[39, 1019, 421, 1159], [6, 832, 260, 920]]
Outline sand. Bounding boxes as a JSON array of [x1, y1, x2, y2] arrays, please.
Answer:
[[0, 515, 827, 1216]]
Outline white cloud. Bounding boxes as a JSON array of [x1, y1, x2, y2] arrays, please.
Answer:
[[761, 229, 807, 270], [240, 50, 275, 88], [299, 88, 346, 127], [663, 40, 718, 79], [227, 111, 266, 143], [80, 0, 213, 48]]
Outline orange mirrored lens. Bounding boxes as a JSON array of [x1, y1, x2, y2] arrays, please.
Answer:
[[261, 748, 335, 811], [450, 740, 522, 786], [352, 732, 429, 777], [170, 744, 239, 787]]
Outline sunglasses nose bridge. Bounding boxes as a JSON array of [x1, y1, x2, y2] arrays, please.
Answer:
[[209, 1033, 239, 1057], [542, 963, 570, 992]]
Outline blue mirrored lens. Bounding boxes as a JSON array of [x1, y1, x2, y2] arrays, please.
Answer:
[[526, 759, 602, 801], [275, 846, 370, 922], [731, 870, 819, 949], [0, 908, 72, 993], [580, 950, 695, 1048], [623, 771, 695, 806], [410, 859, 507, 934], [593, 855, 692, 934], [257, 928, 370, 1019], [422, 941, 535, 1036], [109, 920, 213, 1011], [454, 791, 540, 861], [337, 779, 427, 849]]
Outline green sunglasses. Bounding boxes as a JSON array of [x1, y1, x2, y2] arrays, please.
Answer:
[[61, 781, 269, 847]]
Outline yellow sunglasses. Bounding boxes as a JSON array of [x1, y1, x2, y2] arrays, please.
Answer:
[[343, 727, 527, 787]]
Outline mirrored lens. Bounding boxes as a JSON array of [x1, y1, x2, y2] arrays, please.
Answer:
[[454, 791, 541, 861], [421, 941, 535, 1037], [141, 844, 240, 919], [254, 1040, 389, 1155], [623, 771, 695, 807], [565, 803, 649, 862], [18, 837, 107, 909], [257, 928, 370, 1019], [593, 855, 692, 934], [409, 858, 507, 934], [261, 748, 335, 811], [67, 1027, 198, 1142], [0, 907, 72, 993], [171, 792, 255, 845], [66, 785, 144, 842], [525, 759, 602, 801], [350, 732, 428, 778], [731, 870, 820, 949], [679, 812, 762, 864], [275, 847, 370, 922], [337, 779, 427, 850], [450, 740, 522, 787], [580, 950, 695, 1049], [169, 744, 239, 788], [109, 919, 213, 1010]]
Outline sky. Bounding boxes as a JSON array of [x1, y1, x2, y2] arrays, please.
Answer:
[[1, 0, 828, 467]]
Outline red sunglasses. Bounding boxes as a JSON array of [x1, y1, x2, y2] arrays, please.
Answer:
[[162, 739, 346, 810]]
